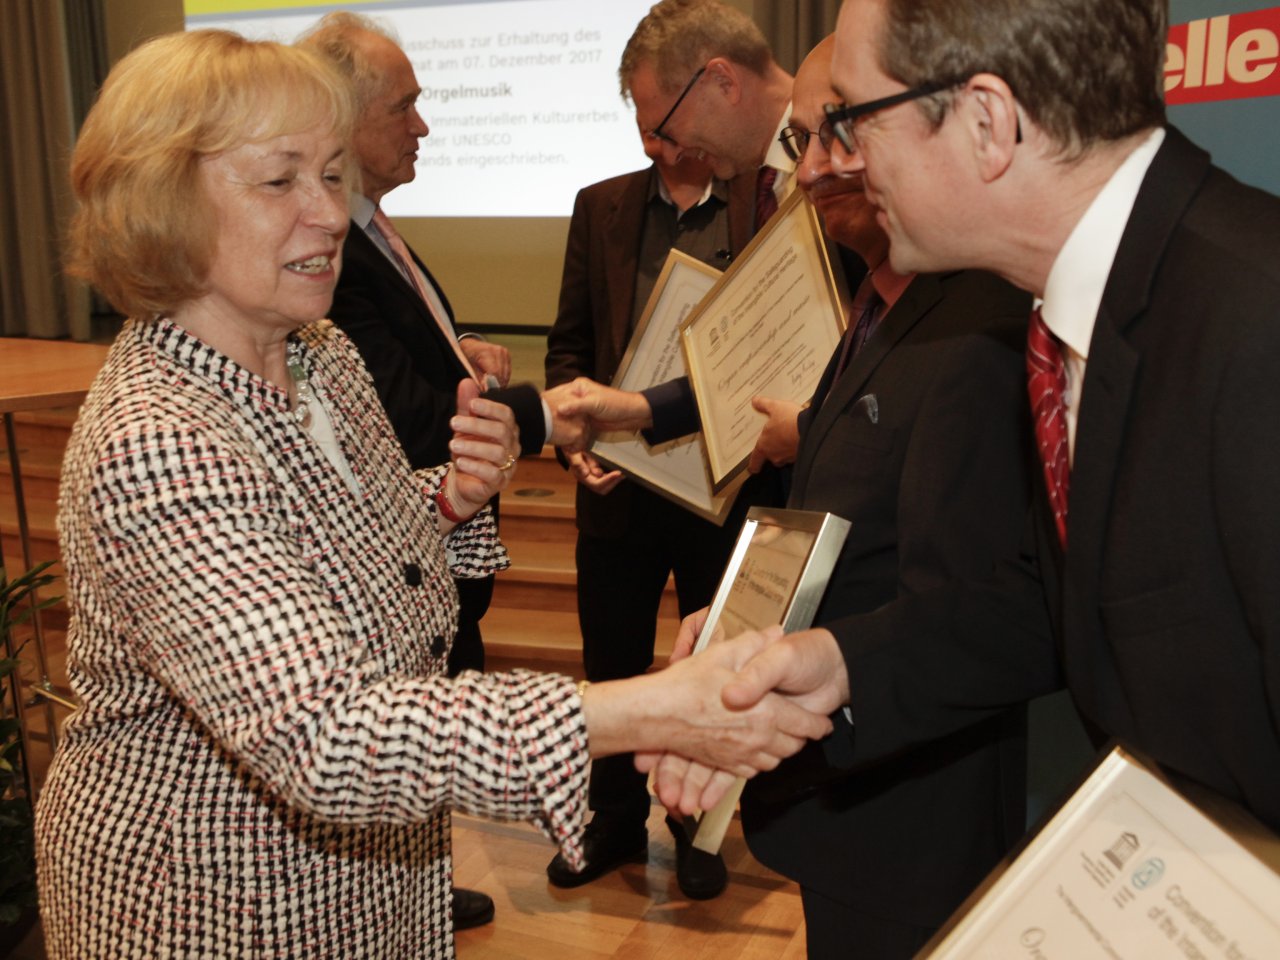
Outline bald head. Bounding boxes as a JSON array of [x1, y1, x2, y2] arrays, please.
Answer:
[[791, 36, 885, 264]]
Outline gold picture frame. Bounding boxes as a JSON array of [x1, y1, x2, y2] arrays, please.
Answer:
[[591, 250, 745, 524], [679, 190, 849, 492]]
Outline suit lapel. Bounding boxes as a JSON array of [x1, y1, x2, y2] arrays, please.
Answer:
[[728, 171, 756, 254], [344, 220, 468, 381], [791, 274, 939, 493], [1064, 130, 1211, 617], [604, 172, 650, 359]]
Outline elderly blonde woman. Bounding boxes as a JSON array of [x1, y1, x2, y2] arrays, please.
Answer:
[[35, 31, 832, 960]]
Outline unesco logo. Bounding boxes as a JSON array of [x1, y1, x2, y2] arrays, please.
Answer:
[[1132, 857, 1166, 889]]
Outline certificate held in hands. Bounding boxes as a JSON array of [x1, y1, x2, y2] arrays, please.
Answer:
[[590, 250, 745, 525], [687, 506, 850, 854], [680, 190, 848, 491]]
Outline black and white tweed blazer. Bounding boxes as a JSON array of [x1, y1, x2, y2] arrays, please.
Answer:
[[36, 318, 587, 959]]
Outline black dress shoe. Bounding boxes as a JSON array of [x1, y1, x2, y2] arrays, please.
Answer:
[[665, 814, 728, 900], [546, 819, 648, 888], [451, 887, 495, 930]]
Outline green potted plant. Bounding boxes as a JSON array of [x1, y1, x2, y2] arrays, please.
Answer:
[[0, 561, 58, 948]]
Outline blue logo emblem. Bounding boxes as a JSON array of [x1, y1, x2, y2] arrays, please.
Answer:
[[1132, 857, 1165, 889]]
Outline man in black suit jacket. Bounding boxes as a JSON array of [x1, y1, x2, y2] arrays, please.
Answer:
[[299, 11, 583, 932], [557, 37, 1033, 954], [736, 38, 1032, 958], [692, 0, 1280, 851]]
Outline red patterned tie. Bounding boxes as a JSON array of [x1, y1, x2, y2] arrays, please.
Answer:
[[755, 166, 779, 231], [1027, 308, 1070, 548]]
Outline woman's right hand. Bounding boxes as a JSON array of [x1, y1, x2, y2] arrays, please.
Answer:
[[582, 626, 833, 784], [445, 379, 518, 520]]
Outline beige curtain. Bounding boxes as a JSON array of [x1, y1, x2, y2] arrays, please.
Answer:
[[754, 0, 840, 74], [0, 0, 103, 340]]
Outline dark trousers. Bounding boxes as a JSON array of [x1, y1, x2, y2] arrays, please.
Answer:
[[447, 574, 491, 676], [576, 486, 743, 826], [801, 885, 937, 960]]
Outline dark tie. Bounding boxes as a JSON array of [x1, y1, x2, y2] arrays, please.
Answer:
[[755, 166, 779, 231], [1027, 308, 1070, 548], [832, 274, 883, 385]]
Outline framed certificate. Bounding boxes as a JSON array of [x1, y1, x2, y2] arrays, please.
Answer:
[[591, 250, 744, 524], [680, 190, 848, 491], [925, 745, 1280, 958], [687, 506, 851, 853]]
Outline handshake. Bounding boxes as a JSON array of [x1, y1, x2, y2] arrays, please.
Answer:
[[583, 609, 851, 816], [541, 377, 803, 487], [541, 377, 656, 453]]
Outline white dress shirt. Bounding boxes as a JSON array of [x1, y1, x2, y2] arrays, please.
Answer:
[[1038, 128, 1165, 462]]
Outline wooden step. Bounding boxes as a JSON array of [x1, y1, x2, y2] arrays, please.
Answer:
[[3, 408, 80, 450], [1, 495, 62, 577], [510, 448, 568, 487], [479, 605, 679, 668], [0, 445, 63, 505]]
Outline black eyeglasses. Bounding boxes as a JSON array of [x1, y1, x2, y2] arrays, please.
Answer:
[[778, 121, 837, 162], [823, 80, 950, 152], [651, 65, 707, 145]]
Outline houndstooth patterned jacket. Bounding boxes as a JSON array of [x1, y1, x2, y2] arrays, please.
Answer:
[[36, 318, 588, 959]]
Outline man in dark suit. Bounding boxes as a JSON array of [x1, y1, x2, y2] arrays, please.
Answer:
[[692, 0, 1280, 849], [542, 132, 754, 898], [565, 36, 1034, 956], [739, 37, 1033, 958], [299, 11, 582, 932]]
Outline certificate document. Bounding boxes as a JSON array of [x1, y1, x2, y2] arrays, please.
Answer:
[[926, 745, 1280, 959], [688, 507, 850, 853], [591, 251, 743, 524], [680, 190, 847, 490]]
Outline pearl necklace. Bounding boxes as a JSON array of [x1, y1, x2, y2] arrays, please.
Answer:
[[285, 340, 315, 429]]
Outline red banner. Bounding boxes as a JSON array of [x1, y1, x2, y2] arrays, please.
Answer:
[[1166, 7, 1280, 104]]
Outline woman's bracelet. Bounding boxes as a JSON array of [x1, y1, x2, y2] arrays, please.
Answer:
[[434, 486, 468, 523]]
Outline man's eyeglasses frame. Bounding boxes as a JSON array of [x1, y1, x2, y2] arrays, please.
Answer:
[[777, 121, 838, 163], [651, 65, 708, 146], [824, 77, 1021, 153], [822, 80, 950, 153]]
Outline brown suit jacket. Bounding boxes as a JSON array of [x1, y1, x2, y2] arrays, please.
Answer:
[[544, 164, 755, 537]]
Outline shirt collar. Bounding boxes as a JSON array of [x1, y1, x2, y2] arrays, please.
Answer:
[[867, 258, 914, 312], [351, 192, 377, 232], [1039, 127, 1165, 359], [651, 168, 725, 211]]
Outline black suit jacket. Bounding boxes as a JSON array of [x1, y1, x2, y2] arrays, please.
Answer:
[[332, 222, 545, 470], [544, 166, 756, 537], [836, 127, 1280, 833], [742, 270, 1034, 928]]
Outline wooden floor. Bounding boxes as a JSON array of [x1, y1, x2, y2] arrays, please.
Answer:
[[452, 802, 807, 959], [5, 800, 806, 960]]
